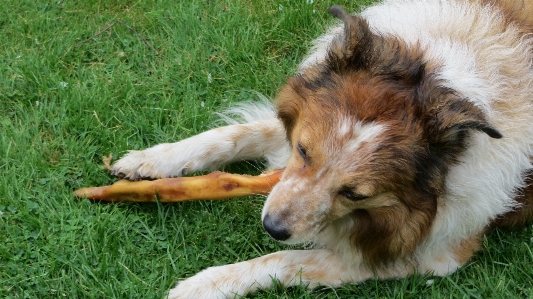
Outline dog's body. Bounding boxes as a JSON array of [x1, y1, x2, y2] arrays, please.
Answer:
[[111, 0, 533, 298]]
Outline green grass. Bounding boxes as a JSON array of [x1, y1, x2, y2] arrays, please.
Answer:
[[1, 0, 532, 298]]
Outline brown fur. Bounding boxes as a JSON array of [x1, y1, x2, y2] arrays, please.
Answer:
[[453, 233, 484, 264]]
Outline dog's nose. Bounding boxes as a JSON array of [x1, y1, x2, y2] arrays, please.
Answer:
[[262, 213, 291, 241]]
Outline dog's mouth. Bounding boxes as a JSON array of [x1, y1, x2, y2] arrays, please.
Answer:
[[276, 226, 329, 246]]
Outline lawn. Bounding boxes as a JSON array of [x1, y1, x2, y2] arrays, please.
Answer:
[[1, 0, 532, 298]]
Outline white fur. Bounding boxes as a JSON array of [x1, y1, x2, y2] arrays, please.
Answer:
[[344, 122, 385, 153]]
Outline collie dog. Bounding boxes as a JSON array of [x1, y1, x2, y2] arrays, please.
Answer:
[[111, 0, 533, 298]]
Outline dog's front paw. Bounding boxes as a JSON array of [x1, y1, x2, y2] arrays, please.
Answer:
[[111, 140, 214, 180], [166, 281, 225, 299], [111, 143, 194, 180], [167, 273, 231, 299], [166, 265, 255, 299], [111, 150, 160, 180]]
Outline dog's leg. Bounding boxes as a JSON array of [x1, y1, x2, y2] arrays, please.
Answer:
[[167, 249, 374, 299], [111, 118, 289, 180]]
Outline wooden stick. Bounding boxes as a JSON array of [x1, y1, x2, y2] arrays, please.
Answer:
[[73, 169, 283, 202]]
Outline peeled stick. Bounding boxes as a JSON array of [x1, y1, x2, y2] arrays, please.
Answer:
[[73, 168, 283, 203]]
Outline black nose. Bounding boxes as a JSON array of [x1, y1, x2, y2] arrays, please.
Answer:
[[262, 213, 291, 241]]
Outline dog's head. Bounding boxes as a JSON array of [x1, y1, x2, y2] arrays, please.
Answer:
[[262, 6, 502, 265]]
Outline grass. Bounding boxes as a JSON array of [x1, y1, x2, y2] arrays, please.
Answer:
[[1, 0, 532, 298]]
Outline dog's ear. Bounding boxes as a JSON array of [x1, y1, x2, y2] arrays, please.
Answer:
[[327, 5, 375, 71], [425, 95, 503, 145]]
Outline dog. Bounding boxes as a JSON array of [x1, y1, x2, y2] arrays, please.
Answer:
[[110, 0, 533, 298]]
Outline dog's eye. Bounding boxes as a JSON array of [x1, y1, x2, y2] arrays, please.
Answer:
[[339, 188, 368, 201], [297, 142, 307, 161]]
